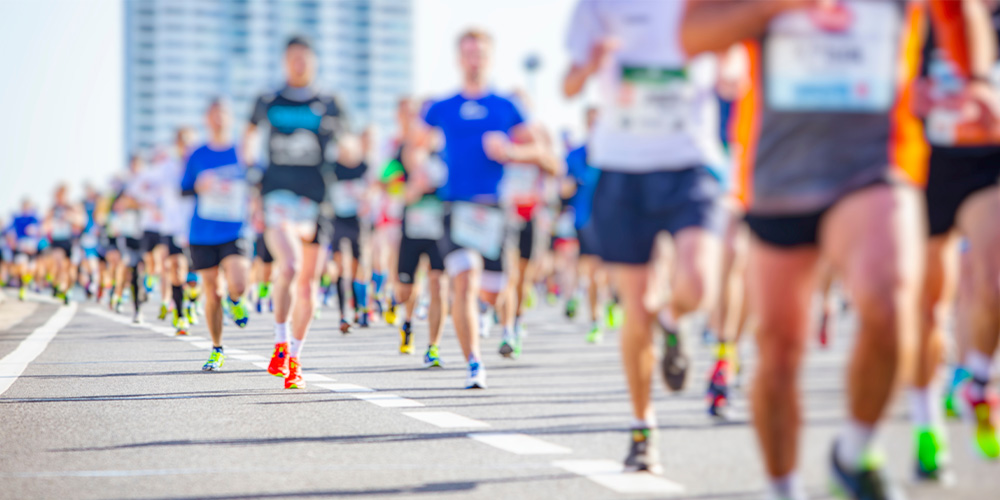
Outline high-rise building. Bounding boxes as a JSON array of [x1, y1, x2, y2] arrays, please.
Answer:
[[123, 0, 412, 155]]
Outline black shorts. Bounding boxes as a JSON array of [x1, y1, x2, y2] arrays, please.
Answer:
[[190, 239, 249, 271], [592, 167, 723, 264], [120, 237, 143, 267], [518, 218, 534, 260], [161, 235, 184, 256], [398, 236, 445, 284], [926, 148, 1000, 236], [140, 231, 162, 254], [332, 216, 362, 256], [578, 222, 601, 257], [254, 234, 273, 264], [50, 239, 73, 257]]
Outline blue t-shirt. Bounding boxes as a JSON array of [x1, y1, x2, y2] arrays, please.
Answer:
[[422, 92, 525, 202], [566, 146, 601, 229], [11, 213, 40, 240], [181, 144, 247, 246]]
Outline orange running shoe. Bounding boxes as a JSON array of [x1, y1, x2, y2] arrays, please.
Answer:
[[284, 357, 304, 389], [267, 343, 289, 377]]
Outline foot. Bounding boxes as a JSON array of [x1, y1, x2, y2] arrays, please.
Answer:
[[230, 298, 249, 328], [284, 357, 304, 389], [565, 297, 578, 319], [384, 300, 397, 326], [706, 360, 729, 420], [944, 367, 971, 419], [175, 318, 189, 336], [202, 349, 225, 371], [399, 323, 414, 355], [132, 311, 143, 324], [829, 442, 903, 500], [465, 361, 487, 389], [660, 326, 689, 392], [423, 345, 442, 368], [914, 427, 952, 484], [961, 381, 1000, 459], [267, 343, 289, 378], [586, 323, 603, 344], [624, 428, 663, 474], [158, 303, 169, 321], [340, 319, 351, 335]]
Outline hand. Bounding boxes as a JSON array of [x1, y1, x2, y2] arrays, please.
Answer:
[[962, 80, 1000, 135], [194, 174, 216, 195], [483, 132, 512, 164], [586, 37, 620, 74]]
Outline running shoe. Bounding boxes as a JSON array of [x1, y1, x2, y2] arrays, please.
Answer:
[[546, 292, 558, 306], [624, 428, 663, 474], [465, 361, 487, 389], [499, 331, 521, 359], [340, 319, 352, 335], [706, 359, 729, 419], [384, 299, 398, 326], [399, 322, 414, 355], [586, 323, 603, 344], [358, 310, 370, 328], [284, 357, 304, 389], [143, 275, 156, 294], [606, 301, 622, 330], [829, 443, 903, 500], [175, 317, 189, 336], [255, 296, 263, 314], [202, 348, 225, 371], [524, 288, 536, 310], [565, 297, 578, 319], [960, 381, 1000, 459], [267, 342, 289, 378], [660, 326, 689, 392], [61, 290, 70, 306], [18, 286, 25, 301], [114, 297, 124, 314], [423, 345, 442, 368], [913, 427, 952, 483], [230, 298, 249, 328], [158, 303, 169, 321], [185, 303, 197, 326], [132, 310, 143, 324], [944, 367, 971, 419], [479, 310, 492, 339]]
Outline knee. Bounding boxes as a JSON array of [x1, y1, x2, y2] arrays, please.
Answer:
[[755, 325, 805, 383], [276, 259, 300, 283], [673, 267, 711, 315]]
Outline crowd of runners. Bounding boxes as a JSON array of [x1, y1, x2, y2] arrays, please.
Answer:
[[3, 1, 1000, 498]]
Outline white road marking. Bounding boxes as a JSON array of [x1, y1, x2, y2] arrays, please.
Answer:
[[351, 393, 423, 408], [190, 341, 214, 349], [315, 383, 373, 393], [551, 460, 685, 495], [229, 354, 266, 362], [301, 373, 334, 382], [151, 326, 174, 336], [225, 348, 248, 355], [252, 361, 270, 370], [469, 433, 571, 455], [0, 304, 77, 396], [402, 411, 490, 429]]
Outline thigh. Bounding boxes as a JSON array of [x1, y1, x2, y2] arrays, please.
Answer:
[[265, 226, 302, 268], [956, 186, 1000, 281], [299, 243, 327, 285]]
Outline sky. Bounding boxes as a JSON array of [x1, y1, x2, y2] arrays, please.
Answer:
[[0, 0, 590, 217]]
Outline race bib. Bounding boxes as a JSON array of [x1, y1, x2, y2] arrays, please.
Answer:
[[51, 220, 73, 240], [263, 190, 319, 227], [765, 3, 899, 112], [502, 164, 540, 205], [331, 179, 366, 217], [118, 211, 141, 238], [17, 238, 37, 254], [404, 198, 445, 241], [80, 231, 99, 249], [198, 177, 248, 222], [450, 202, 505, 261], [612, 66, 690, 136]]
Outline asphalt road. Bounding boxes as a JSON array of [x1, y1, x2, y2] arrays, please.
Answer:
[[1, 290, 998, 500]]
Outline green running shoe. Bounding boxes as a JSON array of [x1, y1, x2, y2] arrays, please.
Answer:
[[202, 348, 225, 371], [423, 344, 442, 368], [229, 297, 249, 328], [565, 297, 578, 319], [914, 427, 952, 483], [586, 323, 603, 344]]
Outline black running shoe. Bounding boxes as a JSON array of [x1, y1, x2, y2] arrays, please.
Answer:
[[624, 428, 663, 474], [660, 326, 689, 392], [829, 441, 904, 500]]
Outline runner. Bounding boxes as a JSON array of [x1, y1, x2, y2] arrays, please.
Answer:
[[390, 97, 447, 360], [42, 184, 84, 305], [410, 28, 555, 388], [909, 4, 1000, 476], [9, 199, 41, 301], [78, 184, 103, 300], [329, 128, 374, 331], [182, 98, 252, 369], [681, 1, 1000, 497], [243, 35, 352, 389], [565, 0, 726, 474], [159, 127, 197, 334], [130, 148, 168, 300], [116, 154, 150, 323]]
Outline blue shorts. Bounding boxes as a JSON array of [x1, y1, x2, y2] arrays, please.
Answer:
[[591, 167, 723, 265]]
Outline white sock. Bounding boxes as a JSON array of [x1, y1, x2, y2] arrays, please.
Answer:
[[658, 310, 677, 332], [630, 418, 655, 430], [836, 418, 876, 471], [908, 386, 941, 429], [769, 471, 806, 500], [289, 337, 304, 358], [503, 326, 515, 341], [274, 323, 289, 344]]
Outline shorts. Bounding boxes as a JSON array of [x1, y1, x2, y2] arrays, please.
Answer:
[[140, 231, 162, 254], [591, 167, 723, 264], [254, 234, 273, 264], [332, 216, 362, 256], [50, 239, 74, 257], [309, 217, 333, 247], [120, 237, 142, 267], [926, 148, 1000, 236], [190, 239, 250, 271], [518, 218, 535, 260], [578, 222, 601, 257], [161, 235, 184, 256], [398, 236, 445, 284], [438, 203, 505, 274], [746, 179, 892, 248]]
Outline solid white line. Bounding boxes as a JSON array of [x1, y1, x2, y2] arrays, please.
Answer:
[[468, 433, 571, 455], [0, 304, 77, 396], [551, 460, 685, 495], [315, 383, 373, 393], [224, 348, 248, 355], [402, 411, 490, 429], [351, 393, 423, 408]]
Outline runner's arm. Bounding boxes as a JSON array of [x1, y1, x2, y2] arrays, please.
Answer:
[[506, 123, 563, 176], [680, 0, 814, 56], [931, 0, 1000, 129]]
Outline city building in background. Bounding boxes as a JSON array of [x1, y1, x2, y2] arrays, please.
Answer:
[[124, 0, 412, 156]]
